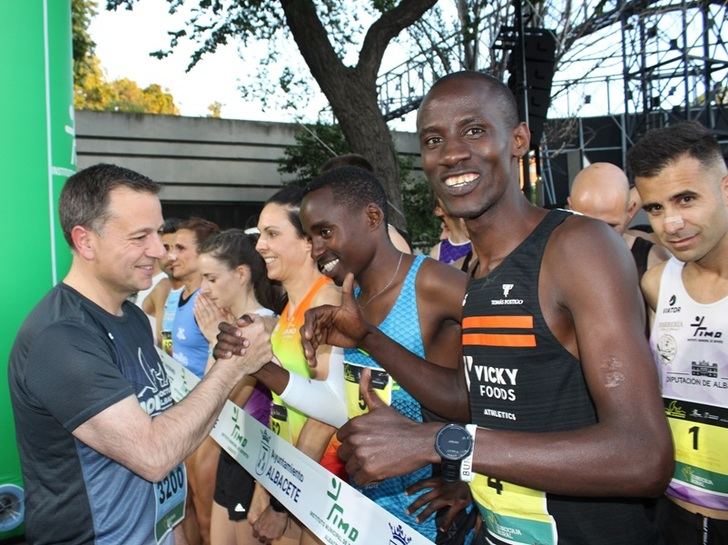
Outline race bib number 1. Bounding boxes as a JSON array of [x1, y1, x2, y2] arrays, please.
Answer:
[[664, 397, 728, 509], [154, 464, 186, 544], [470, 473, 557, 545], [343, 362, 393, 418]]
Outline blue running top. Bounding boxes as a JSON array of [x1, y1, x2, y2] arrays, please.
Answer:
[[344, 254, 436, 542]]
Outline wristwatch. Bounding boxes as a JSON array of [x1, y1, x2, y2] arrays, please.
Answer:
[[434, 423, 474, 483]]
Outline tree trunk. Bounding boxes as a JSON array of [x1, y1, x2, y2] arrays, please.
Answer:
[[280, 0, 438, 230], [330, 73, 405, 228]]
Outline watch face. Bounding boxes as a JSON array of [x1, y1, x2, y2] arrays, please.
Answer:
[[436, 424, 473, 460]]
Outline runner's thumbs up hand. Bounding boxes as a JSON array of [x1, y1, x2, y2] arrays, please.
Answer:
[[301, 273, 370, 368], [337, 368, 442, 485]]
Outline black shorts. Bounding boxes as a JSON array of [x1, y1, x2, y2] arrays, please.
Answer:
[[656, 496, 728, 545], [213, 450, 256, 521]]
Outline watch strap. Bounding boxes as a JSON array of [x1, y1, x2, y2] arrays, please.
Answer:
[[441, 458, 461, 483]]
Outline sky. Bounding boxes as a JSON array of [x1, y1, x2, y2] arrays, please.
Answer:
[[90, 1, 725, 128], [90, 0, 330, 123], [88, 0, 617, 128], [89, 0, 417, 128]]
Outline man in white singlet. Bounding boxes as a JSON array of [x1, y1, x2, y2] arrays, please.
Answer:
[[629, 121, 728, 545]]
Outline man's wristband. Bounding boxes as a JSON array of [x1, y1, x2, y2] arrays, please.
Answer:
[[269, 496, 287, 513], [460, 424, 477, 482]]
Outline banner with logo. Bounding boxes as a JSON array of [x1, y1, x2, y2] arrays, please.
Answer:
[[160, 349, 434, 545]]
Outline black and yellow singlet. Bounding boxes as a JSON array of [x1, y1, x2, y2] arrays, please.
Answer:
[[463, 209, 660, 545]]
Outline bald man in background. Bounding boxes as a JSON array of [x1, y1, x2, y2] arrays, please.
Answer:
[[568, 162, 670, 278]]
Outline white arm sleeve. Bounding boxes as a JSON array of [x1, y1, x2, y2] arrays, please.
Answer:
[[278, 346, 348, 428]]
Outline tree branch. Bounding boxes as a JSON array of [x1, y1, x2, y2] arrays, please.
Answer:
[[279, 0, 348, 94], [357, 0, 438, 81]]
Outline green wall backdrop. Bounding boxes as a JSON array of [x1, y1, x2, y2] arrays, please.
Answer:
[[0, 0, 74, 538]]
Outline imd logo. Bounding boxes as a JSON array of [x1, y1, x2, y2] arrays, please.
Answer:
[[230, 406, 248, 451], [255, 429, 272, 476], [326, 478, 359, 542]]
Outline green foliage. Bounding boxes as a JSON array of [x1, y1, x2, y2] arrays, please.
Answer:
[[72, 0, 98, 83], [402, 174, 440, 250], [73, 0, 179, 114], [108, 81, 179, 114], [106, 0, 378, 114], [108, 0, 287, 67], [278, 123, 349, 185], [73, 55, 180, 114]]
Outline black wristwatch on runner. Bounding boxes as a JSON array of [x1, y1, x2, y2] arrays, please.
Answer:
[[434, 423, 474, 483]]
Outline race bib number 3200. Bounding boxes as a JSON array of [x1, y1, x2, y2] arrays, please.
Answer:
[[154, 464, 186, 544]]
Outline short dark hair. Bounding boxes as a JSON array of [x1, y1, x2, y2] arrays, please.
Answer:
[[198, 228, 284, 314], [161, 217, 182, 234], [265, 186, 306, 238], [424, 71, 520, 130], [177, 217, 220, 250], [305, 166, 389, 225], [320, 154, 374, 173], [627, 121, 724, 178], [59, 163, 160, 248]]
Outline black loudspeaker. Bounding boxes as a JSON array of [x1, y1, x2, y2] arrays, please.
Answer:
[[507, 28, 556, 148]]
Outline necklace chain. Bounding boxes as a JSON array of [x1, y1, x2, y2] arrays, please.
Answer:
[[358, 252, 404, 309]]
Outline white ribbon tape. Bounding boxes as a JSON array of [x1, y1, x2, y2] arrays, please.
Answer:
[[158, 348, 434, 545]]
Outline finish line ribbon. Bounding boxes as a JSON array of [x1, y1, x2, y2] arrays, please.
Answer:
[[158, 349, 434, 545]]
